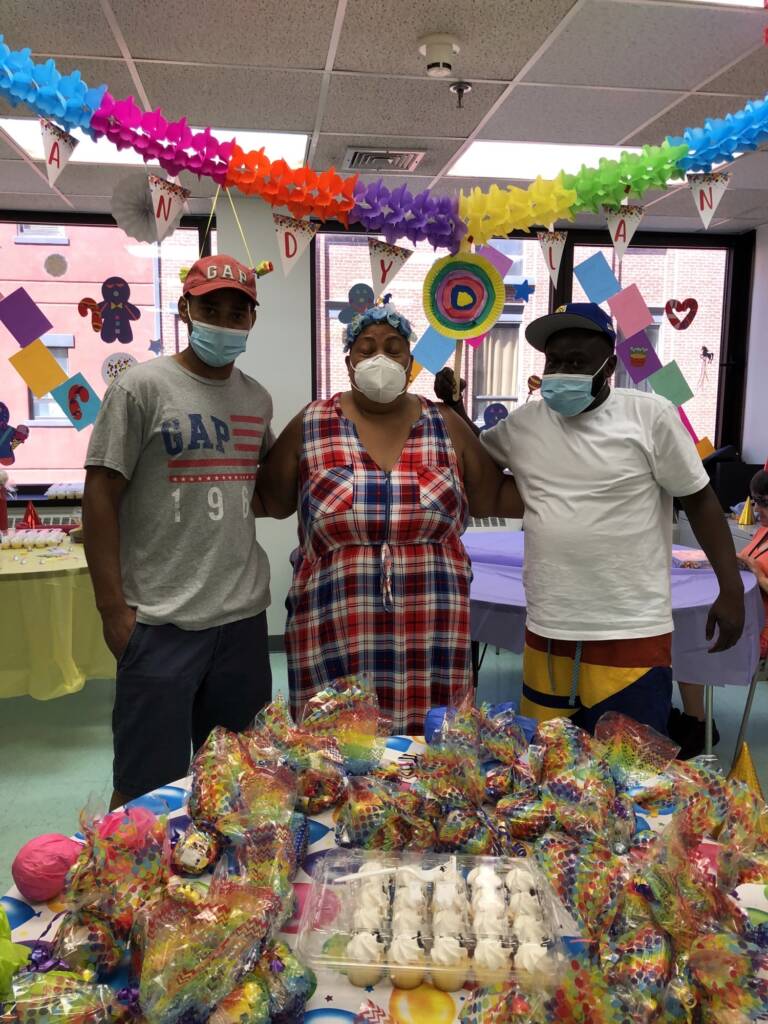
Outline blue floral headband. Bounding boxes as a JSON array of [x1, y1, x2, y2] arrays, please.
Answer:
[[343, 299, 416, 352]]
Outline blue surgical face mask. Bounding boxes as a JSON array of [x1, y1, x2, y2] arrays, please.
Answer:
[[540, 357, 610, 418], [189, 318, 250, 368]]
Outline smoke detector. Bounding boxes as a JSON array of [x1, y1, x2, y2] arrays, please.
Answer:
[[418, 33, 460, 78]]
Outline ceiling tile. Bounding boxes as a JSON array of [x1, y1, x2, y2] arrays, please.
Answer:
[[623, 92, 754, 146], [0, 160, 49, 195], [523, 0, 768, 91], [323, 76, 505, 137], [726, 149, 768, 189], [334, 0, 578, 80], [137, 64, 321, 130], [2, 0, 119, 58], [703, 48, 768, 99], [480, 84, 685, 145], [116, 0, 337, 67], [648, 185, 767, 219], [313, 136, 462, 177]]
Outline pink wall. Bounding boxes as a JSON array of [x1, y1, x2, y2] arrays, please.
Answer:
[[0, 222, 199, 484]]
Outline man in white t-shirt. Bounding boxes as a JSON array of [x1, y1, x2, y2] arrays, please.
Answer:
[[469, 302, 744, 734]]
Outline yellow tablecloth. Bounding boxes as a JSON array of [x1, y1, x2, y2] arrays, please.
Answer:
[[0, 541, 114, 699]]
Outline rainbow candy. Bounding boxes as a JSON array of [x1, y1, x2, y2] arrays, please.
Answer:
[[594, 711, 680, 790], [301, 675, 384, 775]]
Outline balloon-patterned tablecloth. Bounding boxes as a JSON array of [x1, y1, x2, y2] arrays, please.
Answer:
[[3, 736, 767, 1024]]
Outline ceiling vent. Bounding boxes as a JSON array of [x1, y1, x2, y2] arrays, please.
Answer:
[[342, 147, 425, 173]]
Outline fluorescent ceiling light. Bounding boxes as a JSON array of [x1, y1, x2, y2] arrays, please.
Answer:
[[0, 118, 307, 167], [448, 141, 646, 180]]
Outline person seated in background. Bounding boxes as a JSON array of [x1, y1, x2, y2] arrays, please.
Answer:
[[436, 302, 744, 736], [83, 255, 274, 809], [252, 299, 522, 735], [671, 463, 768, 757]]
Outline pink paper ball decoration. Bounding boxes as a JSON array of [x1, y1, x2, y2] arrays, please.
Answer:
[[11, 833, 82, 903]]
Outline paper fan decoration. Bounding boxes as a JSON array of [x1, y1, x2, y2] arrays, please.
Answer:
[[111, 173, 184, 243], [423, 252, 504, 340]]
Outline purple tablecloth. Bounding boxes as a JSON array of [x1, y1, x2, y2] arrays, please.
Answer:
[[464, 531, 763, 687]]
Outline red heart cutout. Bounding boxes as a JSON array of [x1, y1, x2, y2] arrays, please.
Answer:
[[665, 298, 698, 330]]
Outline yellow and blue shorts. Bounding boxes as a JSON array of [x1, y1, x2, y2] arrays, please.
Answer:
[[522, 628, 673, 735]]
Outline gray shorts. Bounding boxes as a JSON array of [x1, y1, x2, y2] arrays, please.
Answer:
[[113, 611, 271, 798]]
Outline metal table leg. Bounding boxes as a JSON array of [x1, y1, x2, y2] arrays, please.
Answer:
[[704, 685, 714, 756], [731, 668, 761, 771]]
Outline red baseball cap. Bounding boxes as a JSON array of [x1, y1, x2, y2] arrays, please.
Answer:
[[183, 255, 258, 305]]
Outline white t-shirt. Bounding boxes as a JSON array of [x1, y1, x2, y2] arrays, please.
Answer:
[[480, 389, 710, 641]]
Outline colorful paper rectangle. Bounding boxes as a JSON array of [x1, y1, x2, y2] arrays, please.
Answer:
[[50, 372, 102, 430], [411, 326, 456, 376], [477, 244, 513, 278], [0, 287, 53, 347], [573, 252, 620, 304], [678, 407, 699, 444], [616, 331, 662, 384], [466, 334, 487, 349], [696, 437, 716, 459], [608, 284, 653, 338], [647, 360, 694, 407], [9, 339, 68, 397]]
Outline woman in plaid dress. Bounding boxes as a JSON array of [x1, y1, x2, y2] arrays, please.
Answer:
[[254, 303, 522, 734]]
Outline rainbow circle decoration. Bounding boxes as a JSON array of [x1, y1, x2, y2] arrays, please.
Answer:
[[422, 253, 505, 340]]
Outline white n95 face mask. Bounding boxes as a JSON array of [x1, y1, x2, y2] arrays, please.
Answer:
[[352, 354, 408, 404]]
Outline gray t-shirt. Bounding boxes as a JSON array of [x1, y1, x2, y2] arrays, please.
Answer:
[[86, 356, 275, 630]]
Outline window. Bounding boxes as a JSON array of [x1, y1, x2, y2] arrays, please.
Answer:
[[572, 242, 728, 442], [29, 335, 73, 422], [314, 233, 550, 424], [0, 218, 205, 485], [613, 308, 663, 393], [15, 223, 69, 244]]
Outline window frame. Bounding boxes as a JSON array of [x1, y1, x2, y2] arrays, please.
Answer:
[[27, 334, 75, 425], [311, 224, 754, 450]]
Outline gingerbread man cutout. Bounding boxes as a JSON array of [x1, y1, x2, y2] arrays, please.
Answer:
[[0, 402, 30, 466], [98, 276, 141, 344]]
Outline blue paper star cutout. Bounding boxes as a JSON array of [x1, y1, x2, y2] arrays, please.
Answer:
[[148, 338, 163, 356], [364, 986, 374, 993], [514, 279, 534, 302]]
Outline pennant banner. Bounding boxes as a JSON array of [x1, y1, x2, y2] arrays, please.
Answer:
[[537, 230, 567, 288], [687, 172, 730, 229], [603, 204, 644, 262], [273, 214, 319, 277], [148, 175, 190, 242], [40, 118, 78, 187], [369, 239, 413, 292]]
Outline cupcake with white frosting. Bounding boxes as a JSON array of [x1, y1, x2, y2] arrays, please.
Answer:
[[430, 935, 470, 992], [508, 890, 541, 919], [432, 879, 469, 915], [472, 937, 511, 986], [388, 934, 426, 989], [514, 941, 551, 975], [514, 914, 548, 945], [467, 865, 503, 891], [505, 864, 537, 894], [391, 905, 422, 936], [471, 908, 507, 938], [346, 931, 386, 987], [354, 901, 385, 933]]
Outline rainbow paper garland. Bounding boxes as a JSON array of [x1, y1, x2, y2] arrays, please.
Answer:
[[1, 31, 767, 246]]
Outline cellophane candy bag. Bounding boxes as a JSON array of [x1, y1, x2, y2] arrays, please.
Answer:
[[300, 675, 384, 775]]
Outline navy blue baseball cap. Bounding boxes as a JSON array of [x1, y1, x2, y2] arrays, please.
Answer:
[[525, 302, 617, 352]]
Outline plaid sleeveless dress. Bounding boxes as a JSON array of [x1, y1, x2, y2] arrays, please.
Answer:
[[286, 394, 473, 734]]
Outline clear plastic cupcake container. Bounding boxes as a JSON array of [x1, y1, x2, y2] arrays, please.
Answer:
[[296, 849, 564, 990]]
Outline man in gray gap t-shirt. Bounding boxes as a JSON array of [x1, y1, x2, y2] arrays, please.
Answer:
[[84, 254, 274, 808]]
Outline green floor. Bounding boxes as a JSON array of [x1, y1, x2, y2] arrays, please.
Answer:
[[1, 650, 767, 894]]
